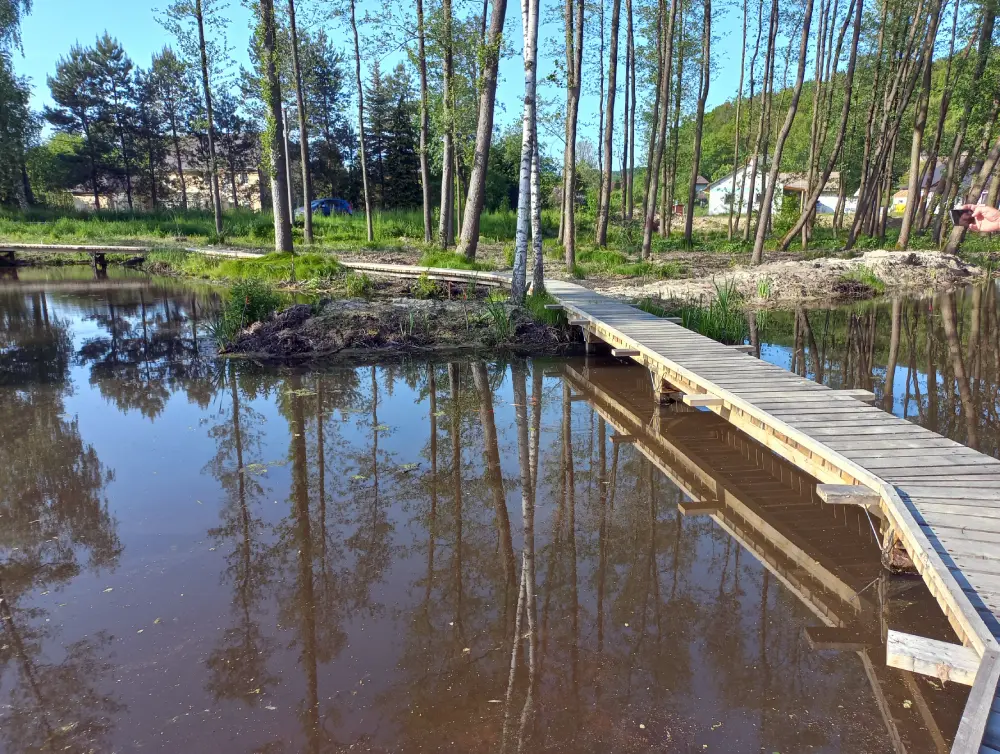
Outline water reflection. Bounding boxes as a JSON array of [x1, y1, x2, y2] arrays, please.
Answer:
[[0, 273, 973, 753], [758, 282, 1000, 456]]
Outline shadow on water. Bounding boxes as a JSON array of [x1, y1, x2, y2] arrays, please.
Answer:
[[0, 269, 973, 752], [756, 280, 1000, 457]]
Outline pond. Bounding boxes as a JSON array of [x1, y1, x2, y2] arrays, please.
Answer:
[[0, 267, 989, 753]]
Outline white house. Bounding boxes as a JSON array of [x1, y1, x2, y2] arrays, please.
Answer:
[[706, 161, 851, 216]]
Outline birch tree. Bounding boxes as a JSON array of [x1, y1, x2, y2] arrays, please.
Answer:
[[512, 0, 541, 302], [682, 0, 711, 245], [287, 0, 313, 243], [348, 0, 374, 242], [415, 0, 432, 242], [438, 0, 455, 247]]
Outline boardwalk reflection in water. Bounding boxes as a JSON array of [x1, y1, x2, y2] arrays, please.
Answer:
[[0, 272, 970, 753]]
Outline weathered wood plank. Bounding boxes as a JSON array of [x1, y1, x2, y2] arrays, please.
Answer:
[[886, 630, 979, 685], [682, 394, 725, 408], [816, 484, 882, 508]]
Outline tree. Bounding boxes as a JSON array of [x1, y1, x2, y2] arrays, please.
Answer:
[[458, 0, 509, 260], [90, 34, 137, 210], [512, 0, 541, 302], [253, 0, 293, 251], [287, 0, 313, 243], [347, 0, 374, 241], [415, 0, 433, 242], [160, 0, 226, 234], [561, 0, 585, 269], [134, 68, 168, 208], [150, 47, 196, 210], [594, 0, 621, 246], [214, 87, 257, 208], [45, 46, 107, 209], [438, 0, 455, 246], [750, 0, 815, 265], [641, 0, 678, 258], [683, 0, 710, 245]]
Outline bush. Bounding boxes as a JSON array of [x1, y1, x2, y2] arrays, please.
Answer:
[[212, 279, 282, 347]]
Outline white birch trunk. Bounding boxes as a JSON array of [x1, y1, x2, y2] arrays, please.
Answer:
[[512, 0, 540, 302]]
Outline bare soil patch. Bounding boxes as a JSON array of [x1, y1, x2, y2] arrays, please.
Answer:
[[225, 297, 578, 361], [592, 250, 982, 307]]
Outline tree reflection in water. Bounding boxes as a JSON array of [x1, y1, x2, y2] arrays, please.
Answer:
[[1, 270, 981, 752]]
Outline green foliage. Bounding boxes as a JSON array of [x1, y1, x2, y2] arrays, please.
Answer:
[[417, 249, 493, 271], [482, 299, 513, 342], [575, 247, 688, 278], [342, 271, 373, 298], [524, 290, 566, 327], [212, 278, 282, 346], [840, 266, 886, 293], [638, 281, 749, 345], [411, 271, 438, 299]]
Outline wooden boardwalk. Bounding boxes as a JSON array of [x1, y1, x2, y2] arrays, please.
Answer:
[[341, 260, 1000, 753]]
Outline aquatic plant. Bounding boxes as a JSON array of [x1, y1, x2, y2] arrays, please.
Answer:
[[343, 271, 373, 298], [211, 278, 283, 347], [483, 299, 514, 342]]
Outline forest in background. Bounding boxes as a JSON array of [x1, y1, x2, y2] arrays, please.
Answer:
[[0, 0, 996, 293]]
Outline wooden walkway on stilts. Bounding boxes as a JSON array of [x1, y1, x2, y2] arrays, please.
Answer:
[[340, 260, 1000, 754]]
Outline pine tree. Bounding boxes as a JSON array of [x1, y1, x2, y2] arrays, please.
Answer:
[[383, 64, 420, 209], [364, 62, 391, 206], [90, 33, 137, 210], [45, 45, 110, 209], [150, 47, 196, 209]]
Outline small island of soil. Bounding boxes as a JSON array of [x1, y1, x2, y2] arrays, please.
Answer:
[[225, 296, 579, 361]]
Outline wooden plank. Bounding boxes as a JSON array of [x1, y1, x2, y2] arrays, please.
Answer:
[[885, 629, 979, 686], [678, 501, 721, 516], [835, 388, 878, 403], [610, 433, 637, 444], [952, 649, 1000, 753], [682, 394, 725, 408], [567, 318, 590, 326], [896, 486, 1000, 502], [611, 348, 641, 357], [543, 304, 563, 310], [816, 484, 882, 508], [730, 344, 756, 354]]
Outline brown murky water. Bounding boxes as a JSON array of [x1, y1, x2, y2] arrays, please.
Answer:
[[0, 268, 985, 753]]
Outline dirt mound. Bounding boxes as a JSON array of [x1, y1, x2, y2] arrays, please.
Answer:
[[226, 298, 576, 360], [594, 249, 982, 307]]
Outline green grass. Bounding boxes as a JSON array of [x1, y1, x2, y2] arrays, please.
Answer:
[[148, 250, 344, 284], [840, 265, 887, 293], [417, 250, 494, 271], [636, 280, 749, 345], [523, 289, 567, 327], [575, 247, 688, 278], [211, 278, 283, 347]]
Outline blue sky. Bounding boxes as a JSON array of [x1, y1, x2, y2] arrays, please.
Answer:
[[16, 0, 744, 160]]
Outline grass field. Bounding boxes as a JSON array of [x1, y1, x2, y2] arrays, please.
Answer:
[[2, 206, 998, 277]]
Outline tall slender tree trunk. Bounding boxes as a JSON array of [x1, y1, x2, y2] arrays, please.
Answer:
[[727, 0, 748, 240], [683, 0, 711, 245], [563, 0, 584, 269], [735, 0, 764, 237], [439, 0, 455, 247], [897, 22, 933, 250], [595, 0, 622, 246], [259, 0, 293, 251], [744, 0, 778, 243], [195, 0, 223, 236], [750, 0, 815, 265], [665, 3, 684, 237], [459, 0, 510, 260], [779, 0, 862, 249], [512, 0, 540, 302], [622, 0, 636, 219], [620, 0, 631, 221], [642, 1, 664, 221], [416, 0, 433, 243], [641, 0, 677, 257], [288, 0, 313, 243], [349, 0, 374, 242], [169, 115, 187, 210]]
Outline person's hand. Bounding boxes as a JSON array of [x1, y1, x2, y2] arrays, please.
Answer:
[[961, 204, 1000, 233]]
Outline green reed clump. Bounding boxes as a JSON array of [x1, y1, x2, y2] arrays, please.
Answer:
[[483, 299, 514, 342], [343, 271, 373, 298], [211, 278, 283, 347], [636, 282, 748, 345], [839, 265, 886, 293]]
